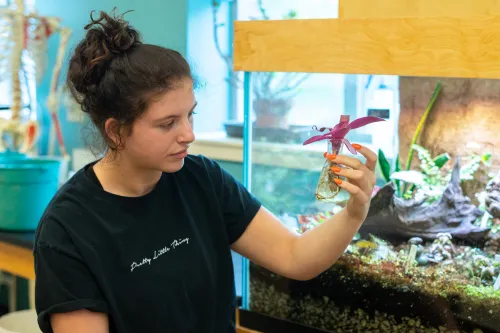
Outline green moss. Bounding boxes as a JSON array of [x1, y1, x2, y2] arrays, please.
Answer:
[[461, 285, 500, 299], [332, 254, 500, 310]]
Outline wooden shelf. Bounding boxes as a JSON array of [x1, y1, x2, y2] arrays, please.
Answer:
[[339, 0, 500, 18], [0, 241, 34, 280], [233, 16, 500, 79]]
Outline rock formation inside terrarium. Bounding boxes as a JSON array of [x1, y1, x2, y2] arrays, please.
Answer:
[[485, 172, 500, 219], [360, 157, 490, 242]]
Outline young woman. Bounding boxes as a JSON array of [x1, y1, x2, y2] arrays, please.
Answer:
[[34, 10, 378, 333]]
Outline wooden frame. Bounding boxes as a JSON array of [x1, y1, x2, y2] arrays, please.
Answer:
[[339, 0, 500, 18], [233, 16, 500, 79]]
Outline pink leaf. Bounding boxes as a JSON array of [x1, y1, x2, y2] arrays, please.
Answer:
[[348, 116, 385, 129], [333, 120, 349, 131], [330, 128, 350, 139], [303, 133, 331, 145]]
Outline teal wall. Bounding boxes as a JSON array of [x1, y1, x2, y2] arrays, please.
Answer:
[[35, 0, 189, 160]]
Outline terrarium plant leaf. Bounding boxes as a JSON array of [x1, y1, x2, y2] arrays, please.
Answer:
[[405, 81, 442, 171], [394, 154, 401, 197], [377, 149, 392, 183], [433, 153, 451, 169]]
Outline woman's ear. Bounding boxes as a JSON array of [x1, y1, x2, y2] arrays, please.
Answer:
[[104, 118, 125, 150]]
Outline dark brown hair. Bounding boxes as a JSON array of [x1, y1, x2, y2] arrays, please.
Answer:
[[67, 9, 194, 154]]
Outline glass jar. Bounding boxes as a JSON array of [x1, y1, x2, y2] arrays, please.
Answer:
[[315, 139, 345, 202]]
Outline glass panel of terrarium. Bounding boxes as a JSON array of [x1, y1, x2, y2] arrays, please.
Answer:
[[243, 72, 500, 333]]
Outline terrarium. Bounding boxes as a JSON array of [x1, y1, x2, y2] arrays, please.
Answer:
[[234, 3, 500, 333]]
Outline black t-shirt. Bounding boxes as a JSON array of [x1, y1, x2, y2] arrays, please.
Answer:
[[33, 154, 261, 333]]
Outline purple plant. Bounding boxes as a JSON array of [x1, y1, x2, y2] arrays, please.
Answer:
[[303, 115, 386, 154]]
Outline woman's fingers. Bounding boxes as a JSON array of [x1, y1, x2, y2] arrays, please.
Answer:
[[333, 177, 370, 204], [326, 144, 378, 171], [327, 154, 376, 189], [352, 144, 378, 171], [327, 154, 366, 171], [331, 165, 374, 196], [330, 165, 364, 181]]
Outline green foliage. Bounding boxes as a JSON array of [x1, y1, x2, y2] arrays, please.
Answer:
[[404, 82, 442, 172], [377, 149, 391, 183], [433, 153, 451, 168], [461, 152, 492, 181], [377, 81, 442, 197], [402, 144, 451, 202], [375, 150, 401, 197], [384, 144, 493, 203], [393, 154, 401, 197], [401, 81, 441, 195], [460, 285, 500, 302]]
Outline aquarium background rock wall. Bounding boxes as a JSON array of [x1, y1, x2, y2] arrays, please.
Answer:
[[398, 77, 499, 173]]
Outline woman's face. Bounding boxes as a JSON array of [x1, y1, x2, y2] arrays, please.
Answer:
[[119, 78, 197, 173]]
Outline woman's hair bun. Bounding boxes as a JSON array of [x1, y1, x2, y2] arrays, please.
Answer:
[[85, 9, 141, 56], [66, 8, 141, 111]]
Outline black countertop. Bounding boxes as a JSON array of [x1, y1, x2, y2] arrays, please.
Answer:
[[0, 230, 35, 249]]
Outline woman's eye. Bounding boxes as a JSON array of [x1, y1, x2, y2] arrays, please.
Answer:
[[159, 122, 174, 130]]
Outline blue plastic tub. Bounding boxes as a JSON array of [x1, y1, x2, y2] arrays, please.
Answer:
[[0, 154, 62, 231]]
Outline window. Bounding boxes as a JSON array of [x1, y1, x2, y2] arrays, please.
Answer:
[[0, 0, 37, 121]]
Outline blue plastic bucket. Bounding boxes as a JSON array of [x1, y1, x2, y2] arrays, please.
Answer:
[[0, 151, 28, 161], [0, 155, 62, 231]]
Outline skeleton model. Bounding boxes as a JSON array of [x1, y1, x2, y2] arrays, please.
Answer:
[[0, 0, 70, 157]]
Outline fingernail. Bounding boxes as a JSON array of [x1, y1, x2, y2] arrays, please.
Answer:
[[330, 166, 341, 173], [333, 178, 342, 185], [352, 143, 362, 151], [327, 154, 337, 160], [323, 152, 328, 158]]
